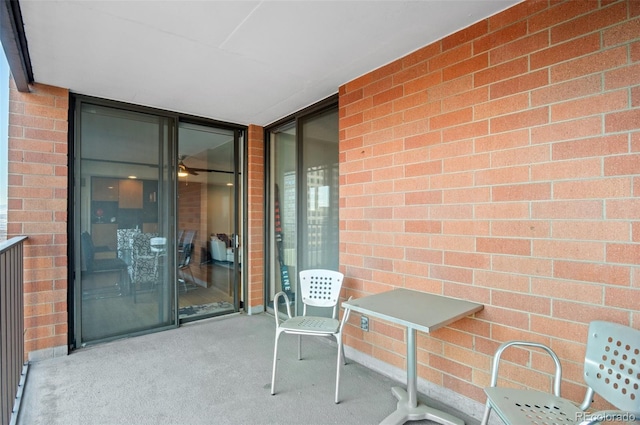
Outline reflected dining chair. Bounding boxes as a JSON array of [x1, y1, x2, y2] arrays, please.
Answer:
[[481, 320, 640, 425], [270, 269, 351, 404]]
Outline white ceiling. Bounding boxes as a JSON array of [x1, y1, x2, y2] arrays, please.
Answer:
[[20, 0, 520, 127]]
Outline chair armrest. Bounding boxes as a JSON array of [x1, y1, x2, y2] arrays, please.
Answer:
[[489, 340, 563, 397], [576, 410, 639, 425], [273, 291, 292, 326], [339, 296, 353, 331]]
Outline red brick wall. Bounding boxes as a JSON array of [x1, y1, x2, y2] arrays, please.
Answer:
[[7, 82, 69, 358], [339, 0, 639, 408], [247, 124, 265, 311]]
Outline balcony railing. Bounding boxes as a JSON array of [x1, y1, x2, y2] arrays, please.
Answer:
[[0, 236, 28, 425]]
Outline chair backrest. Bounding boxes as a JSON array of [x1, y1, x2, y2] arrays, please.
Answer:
[[132, 232, 158, 257], [583, 321, 640, 413], [150, 237, 166, 253], [298, 269, 344, 315]]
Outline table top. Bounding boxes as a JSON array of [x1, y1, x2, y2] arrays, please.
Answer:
[[342, 288, 483, 334]]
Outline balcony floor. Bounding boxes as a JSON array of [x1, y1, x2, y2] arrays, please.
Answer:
[[18, 313, 479, 425]]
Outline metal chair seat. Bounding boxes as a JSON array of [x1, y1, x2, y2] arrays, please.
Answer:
[[484, 387, 582, 425], [279, 316, 340, 334]]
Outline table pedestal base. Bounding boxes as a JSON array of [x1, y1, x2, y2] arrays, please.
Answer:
[[380, 386, 465, 425]]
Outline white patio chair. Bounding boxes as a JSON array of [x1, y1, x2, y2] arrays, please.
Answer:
[[270, 269, 351, 404], [481, 321, 640, 425]]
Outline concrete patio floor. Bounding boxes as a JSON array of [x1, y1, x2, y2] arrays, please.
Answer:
[[18, 313, 480, 425]]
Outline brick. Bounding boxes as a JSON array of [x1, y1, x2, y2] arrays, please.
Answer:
[[490, 70, 549, 100], [531, 116, 602, 144], [528, 1, 598, 33], [403, 101, 440, 124], [552, 134, 629, 160], [489, 31, 549, 66], [475, 93, 529, 120], [490, 107, 549, 134], [392, 61, 429, 86], [402, 43, 441, 68], [492, 183, 551, 202], [492, 290, 550, 315], [605, 63, 640, 90], [474, 20, 528, 54], [404, 72, 442, 95], [492, 255, 553, 277], [605, 287, 640, 310], [554, 260, 630, 286], [603, 17, 640, 47], [443, 186, 490, 204], [531, 33, 600, 70], [475, 202, 529, 219], [632, 86, 640, 108], [477, 237, 531, 255], [492, 144, 549, 167], [553, 178, 631, 199], [632, 41, 640, 63], [531, 277, 604, 304], [607, 198, 640, 219], [443, 54, 488, 82], [428, 75, 473, 101], [552, 90, 628, 122], [552, 220, 630, 242], [531, 74, 602, 107], [553, 300, 629, 324], [443, 20, 488, 52], [442, 87, 488, 113], [551, 46, 628, 83], [533, 240, 604, 262], [605, 109, 640, 133], [550, 2, 628, 44], [492, 220, 550, 239], [442, 154, 490, 173], [430, 43, 472, 71], [488, 0, 548, 31], [475, 165, 529, 186], [542, 154, 606, 182], [442, 120, 488, 143], [604, 154, 640, 176], [430, 107, 473, 130], [474, 129, 529, 152], [475, 57, 528, 88], [606, 243, 640, 265]]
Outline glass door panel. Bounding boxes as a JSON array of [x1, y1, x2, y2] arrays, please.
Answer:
[[268, 121, 297, 316], [298, 108, 339, 315], [177, 122, 238, 321], [267, 104, 339, 318], [77, 103, 174, 344]]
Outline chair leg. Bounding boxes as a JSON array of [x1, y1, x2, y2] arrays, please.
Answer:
[[335, 333, 343, 404], [480, 402, 492, 425], [298, 334, 302, 360], [271, 330, 282, 395]]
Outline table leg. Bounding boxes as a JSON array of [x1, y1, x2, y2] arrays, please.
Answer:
[[380, 327, 465, 425]]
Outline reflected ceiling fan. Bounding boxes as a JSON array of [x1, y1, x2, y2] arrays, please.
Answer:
[[177, 154, 231, 177]]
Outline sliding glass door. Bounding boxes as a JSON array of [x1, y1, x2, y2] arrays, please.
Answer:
[[75, 102, 174, 344], [267, 100, 339, 317], [73, 99, 244, 346], [176, 122, 240, 321]]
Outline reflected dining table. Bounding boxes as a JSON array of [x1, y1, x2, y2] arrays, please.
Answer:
[[342, 289, 483, 425]]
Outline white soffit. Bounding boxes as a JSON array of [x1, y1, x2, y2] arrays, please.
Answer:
[[20, 0, 521, 126]]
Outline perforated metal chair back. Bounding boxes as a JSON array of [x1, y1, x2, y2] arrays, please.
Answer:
[[583, 320, 640, 413], [299, 269, 344, 312]]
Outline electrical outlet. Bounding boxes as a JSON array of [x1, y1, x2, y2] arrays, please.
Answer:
[[360, 315, 369, 332]]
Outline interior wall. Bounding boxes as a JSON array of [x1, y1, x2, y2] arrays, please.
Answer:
[[339, 0, 639, 412]]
